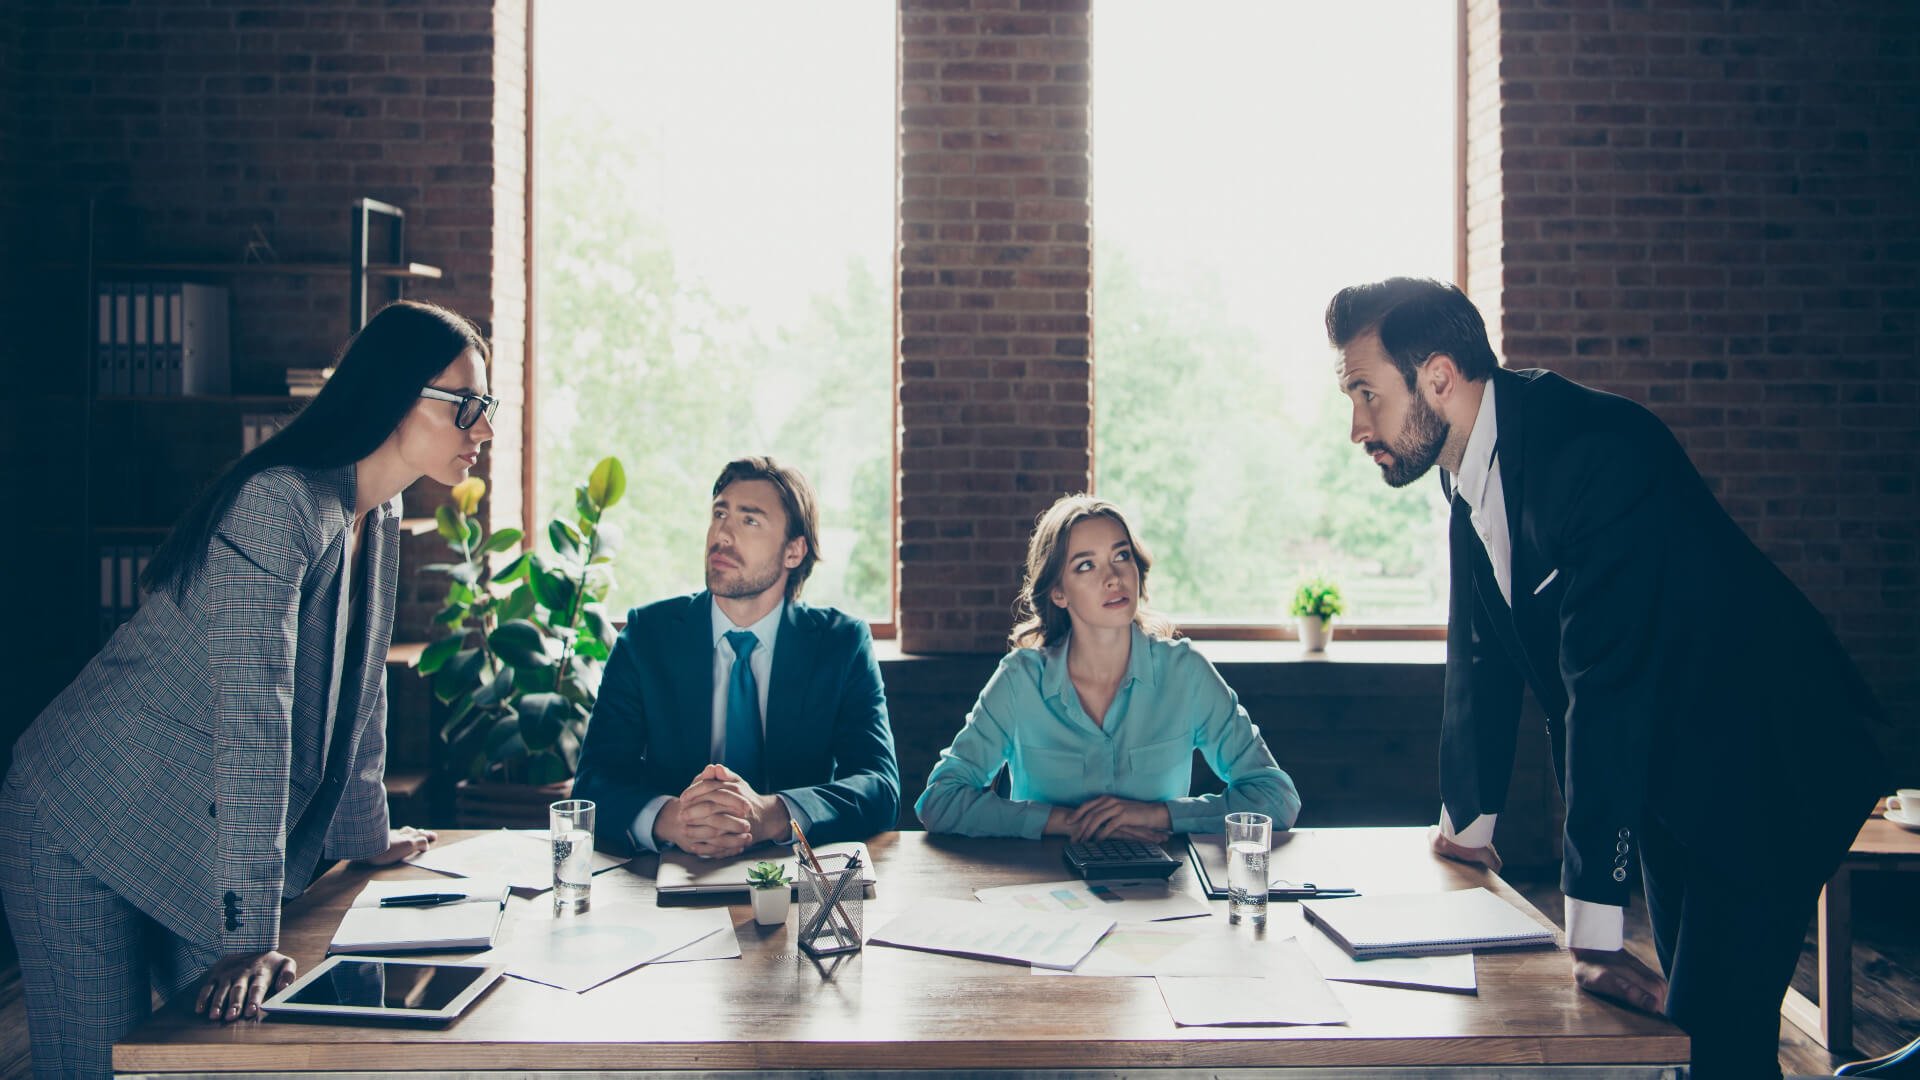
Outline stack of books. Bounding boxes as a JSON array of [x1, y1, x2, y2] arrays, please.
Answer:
[[285, 367, 332, 397]]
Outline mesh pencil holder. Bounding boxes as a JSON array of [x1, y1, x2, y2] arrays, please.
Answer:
[[796, 852, 863, 958]]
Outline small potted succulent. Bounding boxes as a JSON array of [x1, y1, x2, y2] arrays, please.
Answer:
[[1290, 576, 1345, 653], [747, 860, 792, 926]]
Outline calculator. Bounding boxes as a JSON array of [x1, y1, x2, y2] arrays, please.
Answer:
[[1062, 838, 1182, 881]]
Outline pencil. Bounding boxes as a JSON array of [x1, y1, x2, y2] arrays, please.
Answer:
[[790, 819, 856, 941]]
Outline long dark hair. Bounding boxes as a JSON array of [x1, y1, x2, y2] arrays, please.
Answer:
[[143, 300, 488, 599], [1009, 494, 1175, 650]]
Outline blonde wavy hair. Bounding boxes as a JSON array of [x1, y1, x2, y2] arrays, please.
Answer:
[[1009, 494, 1177, 650]]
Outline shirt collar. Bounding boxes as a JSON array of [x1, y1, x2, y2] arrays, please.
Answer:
[[1038, 622, 1158, 703], [1448, 377, 1499, 511], [710, 595, 785, 651]]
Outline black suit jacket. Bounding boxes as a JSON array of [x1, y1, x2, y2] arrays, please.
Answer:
[[1442, 367, 1884, 906], [573, 591, 901, 854]]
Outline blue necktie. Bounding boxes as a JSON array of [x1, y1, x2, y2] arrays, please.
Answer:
[[722, 630, 762, 787]]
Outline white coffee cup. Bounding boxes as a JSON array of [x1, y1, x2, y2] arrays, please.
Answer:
[[1886, 789, 1920, 819]]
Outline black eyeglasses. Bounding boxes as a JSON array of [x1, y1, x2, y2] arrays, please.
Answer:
[[419, 387, 500, 430]]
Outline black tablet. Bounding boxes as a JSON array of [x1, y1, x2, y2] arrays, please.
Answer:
[[261, 956, 503, 1023]]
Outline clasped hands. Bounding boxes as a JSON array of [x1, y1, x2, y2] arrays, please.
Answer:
[[1427, 825, 1669, 1018], [1044, 795, 1172, 843], [654, 764, 786, 858]]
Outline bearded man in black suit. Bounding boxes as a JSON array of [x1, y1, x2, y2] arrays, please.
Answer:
[[1326, 277, 1885, 1080]]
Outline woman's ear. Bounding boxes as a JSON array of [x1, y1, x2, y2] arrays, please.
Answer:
[[1050, 587, 1068, 609]]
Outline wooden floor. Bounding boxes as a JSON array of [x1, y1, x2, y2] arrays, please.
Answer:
[[0, 873, 1911, 1077]]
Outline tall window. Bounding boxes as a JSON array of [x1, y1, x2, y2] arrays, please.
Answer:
[[534, 2, 895, 620], [1093, 2, 1457, 625]]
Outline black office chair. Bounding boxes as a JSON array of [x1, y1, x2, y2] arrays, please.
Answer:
[[1836, 1034, 1920, 1077]]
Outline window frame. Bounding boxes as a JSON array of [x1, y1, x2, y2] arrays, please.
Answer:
[[1089, 2, 1468, 643], [523, 3, 1465, 645], [522, 0, 900, 639]]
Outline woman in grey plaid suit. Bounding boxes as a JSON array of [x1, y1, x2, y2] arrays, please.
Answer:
[[0, 300, 498, 1078]]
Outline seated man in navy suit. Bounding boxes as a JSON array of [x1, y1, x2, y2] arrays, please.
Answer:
[[575, 456, 901, 858]]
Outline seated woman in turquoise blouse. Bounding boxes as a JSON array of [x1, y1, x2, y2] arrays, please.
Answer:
[[917, 494, 1300, 840]]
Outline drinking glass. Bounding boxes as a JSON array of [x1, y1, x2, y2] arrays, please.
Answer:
[[550, 799, 596, 914], [1225, 811, 1272, 925]]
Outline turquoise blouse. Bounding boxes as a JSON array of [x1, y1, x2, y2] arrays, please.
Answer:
[[916, 625, 1300, 838]]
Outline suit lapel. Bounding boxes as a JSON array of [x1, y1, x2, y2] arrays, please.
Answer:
[[1492, 367, 1530, 620], [675, 592, 717, 765], [762, 601, 816, 791], [339, 502, 399, 767]]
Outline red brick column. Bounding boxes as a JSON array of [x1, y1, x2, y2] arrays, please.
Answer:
[[1467, 0, 1920, 761], [896, 0, 1093, 653]]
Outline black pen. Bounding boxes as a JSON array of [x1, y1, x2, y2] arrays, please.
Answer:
[[1271, 883, 1360, 900], [378, 892, 468, 908]]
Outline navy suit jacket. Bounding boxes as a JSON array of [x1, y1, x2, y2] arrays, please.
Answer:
[[574, 591, 900, 854], [1441, 367, 1884, 906]]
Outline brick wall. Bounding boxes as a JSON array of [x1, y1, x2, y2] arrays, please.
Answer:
[[896, 0, 1095, 653], [1468, 0, 1920, 769], [3, 0, 1915, 801], [1, 0, 529, 767]]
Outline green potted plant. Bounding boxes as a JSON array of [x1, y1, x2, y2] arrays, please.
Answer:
[[1290, 576, 1345, 653], [747, 860, 792, 926], [417, 457, 627, 826]]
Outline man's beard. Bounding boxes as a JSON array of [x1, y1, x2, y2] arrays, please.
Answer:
[[708, 553, 784, 600], [1369, 391, 1449, 489]]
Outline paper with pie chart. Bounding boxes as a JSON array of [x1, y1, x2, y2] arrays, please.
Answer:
[[975, 878, 1210, 923], [478, 905, 730, 992]]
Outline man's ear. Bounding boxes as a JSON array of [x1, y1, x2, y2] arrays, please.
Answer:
[[1424, 352, 1461, 401], [784, 536, 807, 570]]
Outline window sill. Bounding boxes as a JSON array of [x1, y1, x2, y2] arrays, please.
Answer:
[[871, 636, 1444, 667]]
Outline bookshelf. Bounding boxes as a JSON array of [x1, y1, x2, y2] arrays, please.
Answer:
[[77, 197, 442, 662]]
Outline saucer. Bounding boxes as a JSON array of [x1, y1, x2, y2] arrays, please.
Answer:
[[1885, 808, 1920, 832]]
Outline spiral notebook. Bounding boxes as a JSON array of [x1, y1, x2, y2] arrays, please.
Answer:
[[1300, 887, 1555, 959]]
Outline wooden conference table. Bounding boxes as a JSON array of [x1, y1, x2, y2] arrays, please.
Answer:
[[116, 827, 1688, 1078]]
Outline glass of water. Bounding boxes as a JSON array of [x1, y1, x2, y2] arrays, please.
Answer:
[[550, 799, 596, 915], [1224, 811, 1272, 925]]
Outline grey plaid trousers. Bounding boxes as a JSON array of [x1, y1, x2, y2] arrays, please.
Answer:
[[1, 771, 212, 1079]]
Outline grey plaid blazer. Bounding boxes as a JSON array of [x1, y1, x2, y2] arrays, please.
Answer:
[[12, 465, 397, 955]]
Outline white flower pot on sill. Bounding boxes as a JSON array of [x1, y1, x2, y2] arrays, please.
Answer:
[[750, 886, 791, 926], [1298, 615, 1332, 653]]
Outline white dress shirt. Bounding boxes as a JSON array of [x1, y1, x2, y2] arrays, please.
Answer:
[[1438, 379, 1624, 952], [629, 598, 809, 853]]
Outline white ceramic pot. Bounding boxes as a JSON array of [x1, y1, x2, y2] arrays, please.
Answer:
[[1298, 615, 1331, 653], [750, 885, 791, 926]]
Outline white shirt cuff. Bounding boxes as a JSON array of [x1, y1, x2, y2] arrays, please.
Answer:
[[1565, 897, 1625, 951], [631, 795, 673, 854], [773, 794, 809, 847], [1439, 805, 1498, 849]]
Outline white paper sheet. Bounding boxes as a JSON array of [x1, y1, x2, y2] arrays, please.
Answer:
[[478, 906, 729, 992], [1031, 921, 1267, 978], [654, 921, 743, 964], [869, 897, 1113, 970], [975, 879, 1210, 923], [1154, 939, 1349, 1026], [407, 829, 629, 894], [1298, 930, 1477, 992]]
